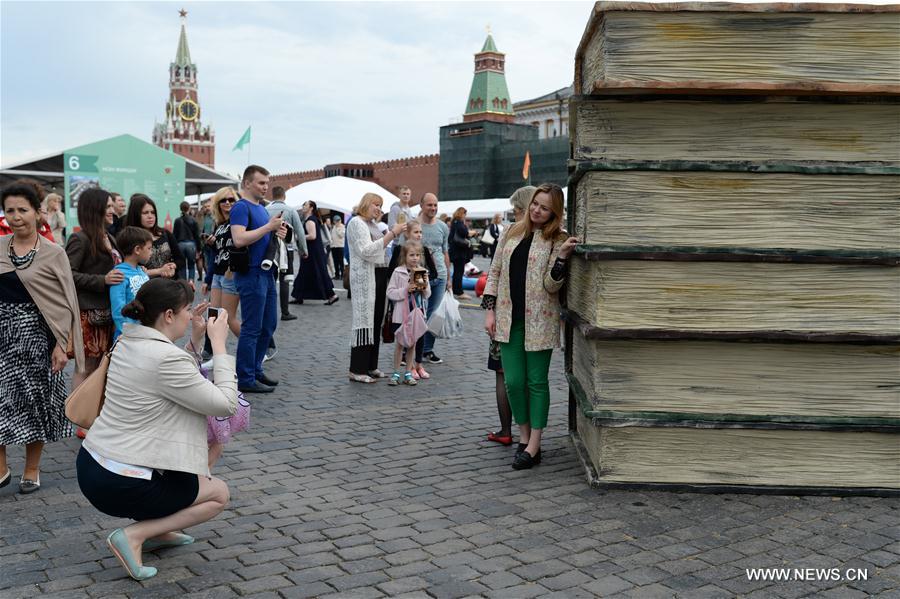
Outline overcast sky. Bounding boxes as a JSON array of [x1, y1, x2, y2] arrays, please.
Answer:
[[1, 1, 597, 179]]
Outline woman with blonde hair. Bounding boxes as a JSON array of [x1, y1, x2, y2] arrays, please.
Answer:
[[346, 192, 407, 383], [482, 183, 578, 470], [485, 186, 533, 446], [44, 193, 67, 245], [200, 187, 241, 339]]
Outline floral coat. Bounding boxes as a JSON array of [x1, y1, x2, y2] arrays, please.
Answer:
[[484, 229, 566, 351]]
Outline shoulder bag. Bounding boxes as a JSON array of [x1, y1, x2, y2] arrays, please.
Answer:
[[228, 202, 253, 274], [64, 339, 119, 429]]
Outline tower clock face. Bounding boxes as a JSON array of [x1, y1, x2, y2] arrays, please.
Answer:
[[179, 100, 199, 121]]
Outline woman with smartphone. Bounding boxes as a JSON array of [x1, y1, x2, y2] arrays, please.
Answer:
[[200, 187, 241, 339], [77, 278, 237, 581]]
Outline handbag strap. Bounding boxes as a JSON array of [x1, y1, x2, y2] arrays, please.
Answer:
[[106, 336, 121, 357]]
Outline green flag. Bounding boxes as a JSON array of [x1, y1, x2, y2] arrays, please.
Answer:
[[232, 126, 251, 151]]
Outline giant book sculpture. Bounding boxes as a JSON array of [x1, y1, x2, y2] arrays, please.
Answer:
[[566, 1, 900, 495]]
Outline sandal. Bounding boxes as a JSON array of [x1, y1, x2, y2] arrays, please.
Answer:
[[368, 369, 388, 379], [388, 372, 401, 386], [403, 372, 418, 386], [416, 366, 430, 380], [487, 432, 513, 446], [348, 372, 376, 384]]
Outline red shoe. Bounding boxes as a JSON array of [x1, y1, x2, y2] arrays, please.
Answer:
[[487, 432, 513, 446]]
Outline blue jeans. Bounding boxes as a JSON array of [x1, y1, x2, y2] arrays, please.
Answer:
[[178, 241, 197, 280], [234, 267, 278, 386], [422, 277, 446, 354]]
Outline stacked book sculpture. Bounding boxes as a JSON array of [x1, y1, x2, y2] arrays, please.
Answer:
[[566, 2, 900, 494]]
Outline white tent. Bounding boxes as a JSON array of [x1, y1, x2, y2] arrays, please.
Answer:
[[410, 198, 514, 221], [284, 176, 401, 215], [409, 189, 568, 221]]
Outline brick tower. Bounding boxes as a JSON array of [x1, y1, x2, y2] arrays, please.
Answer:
[[463, 30, 515, 123], [152, 9, 216, 167]]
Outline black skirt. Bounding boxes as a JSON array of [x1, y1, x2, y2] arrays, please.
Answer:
[[77, 447, 199, 521]]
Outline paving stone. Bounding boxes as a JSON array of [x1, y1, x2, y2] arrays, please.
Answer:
[[325, 571, 390, 592], [231, 575, 293, 595], [375, 576, 429, 595], [426, 579, 489, 599], [539, 569, 594, 590], [477, 570, 525, 590], [581, 574, 632, 596]]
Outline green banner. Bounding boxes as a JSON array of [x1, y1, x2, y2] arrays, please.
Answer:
[[64, 134, 186, 231]]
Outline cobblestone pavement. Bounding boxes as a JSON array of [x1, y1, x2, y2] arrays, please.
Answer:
[[2, 265, 899, 598]]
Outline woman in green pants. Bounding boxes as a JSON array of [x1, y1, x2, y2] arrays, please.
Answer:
[[482, 183, 578, 470]]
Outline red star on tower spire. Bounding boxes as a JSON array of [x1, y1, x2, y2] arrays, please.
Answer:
[[179, 8, 187, 18]]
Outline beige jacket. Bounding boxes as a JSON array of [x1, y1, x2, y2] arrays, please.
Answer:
[[84, 324, 238, 476], [485, 229, 566, 351], [0, 235, 85, 370]]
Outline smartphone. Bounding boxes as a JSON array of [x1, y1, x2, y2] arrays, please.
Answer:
[[207, 307, 219, 319]]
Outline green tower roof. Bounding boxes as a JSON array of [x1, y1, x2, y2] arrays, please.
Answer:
[[175, 22, 192, 66], [464, 34, 513, 118]]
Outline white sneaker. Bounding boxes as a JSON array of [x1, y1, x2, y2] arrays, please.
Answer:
[[263, 347, 277, 362]]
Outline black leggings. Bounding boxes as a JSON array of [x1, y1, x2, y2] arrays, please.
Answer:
[[451, 258, 467, 294], [349, 267, 389, 374], [331, 248, 344, 278]]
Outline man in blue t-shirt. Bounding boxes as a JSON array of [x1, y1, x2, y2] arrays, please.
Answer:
[[230, 164, 287, 393]]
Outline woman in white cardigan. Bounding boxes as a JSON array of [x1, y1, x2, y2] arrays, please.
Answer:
[[346, 193, 407, 383], [77, 278, 237, 581]]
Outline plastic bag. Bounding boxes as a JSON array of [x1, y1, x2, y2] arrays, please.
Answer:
[[427, 293, 463, 339], [396, 296, 428, 348]]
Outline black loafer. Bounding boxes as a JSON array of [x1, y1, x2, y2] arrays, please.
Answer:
[[281, 314, 298, 321], [239, 381, 274, 393], [515, 443, 527, 459], [512, 449, 541, 470], [256, 374, 279, 387]]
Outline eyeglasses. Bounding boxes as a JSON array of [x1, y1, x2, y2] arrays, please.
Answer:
[[220, 197, 236, 204]]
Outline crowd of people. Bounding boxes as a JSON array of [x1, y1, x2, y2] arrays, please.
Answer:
[[0, 170, 576, 581]]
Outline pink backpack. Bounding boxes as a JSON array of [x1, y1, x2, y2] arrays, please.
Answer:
[[396, 294, 427, 348]]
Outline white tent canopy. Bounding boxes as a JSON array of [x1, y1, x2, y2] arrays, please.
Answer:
[[284, 176, 401, 215], [410, 189, 567, 221], [411, 198, 513, 221]]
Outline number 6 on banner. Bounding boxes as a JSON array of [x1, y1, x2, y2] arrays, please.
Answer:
[[68, 155, 80, 171]]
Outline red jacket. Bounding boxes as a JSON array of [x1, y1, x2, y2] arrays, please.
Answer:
[[0, 216, 55, 242]]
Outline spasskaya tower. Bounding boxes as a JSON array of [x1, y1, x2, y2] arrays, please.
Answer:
[[152, 9, 216, 167]]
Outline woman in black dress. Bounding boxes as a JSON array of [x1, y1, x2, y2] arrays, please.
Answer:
[[292, 201, 338, 305]]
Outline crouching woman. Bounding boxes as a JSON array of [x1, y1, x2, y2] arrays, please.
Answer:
[[77, 278, 237, 581]]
